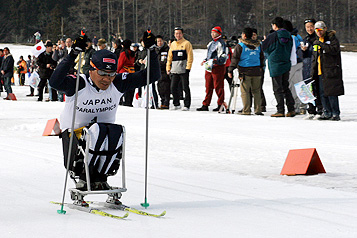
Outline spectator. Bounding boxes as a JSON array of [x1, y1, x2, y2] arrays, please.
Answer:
[[155, 35, 171, 109], [283, 20, 306, 115], [117, 39, 136, 107], [65, 38, 73, 55], [52, 39, 69, 101], [222, 35, 233, 90], [311, 21, 344, 121], [166, 27, 193, 111], [37, 42, 57, 101], [26, 55, 35, 96], [17, 56, 27, 86], [197, 26, 227, 112], [0, 49, 4, 93], [82, 37, 96, 78], [92, 36, 98, 50], [132, 43, 141, 72], [301, 18, 323, 120], [262, 17, 295, 117], [113, 39, 122, 59], [98, 39, 107, 50], [252, 28, 267, 112], [0, 47, 15, 100], [228, 27, 264, 115]]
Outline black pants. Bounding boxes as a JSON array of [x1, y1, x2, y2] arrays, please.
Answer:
[[123, 89, 135, 106], [61, 130, 107, 182], [272, 71, 295, 113], [171, 72, 191, 108], [158, 73, 171, 106], [19, 73, 25, 86], [37, 78, 47, 101]]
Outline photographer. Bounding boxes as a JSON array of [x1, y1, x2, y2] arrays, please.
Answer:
[[37, 41, 57, 101]]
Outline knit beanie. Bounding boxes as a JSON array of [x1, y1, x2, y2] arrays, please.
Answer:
[[211, 26, 222, 35]]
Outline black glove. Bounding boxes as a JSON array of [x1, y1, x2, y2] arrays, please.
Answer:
[[143, 30, 156, 49], [71, 35, 88, 56], [186, 69, 190, 74]]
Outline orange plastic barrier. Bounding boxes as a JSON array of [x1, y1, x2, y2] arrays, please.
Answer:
[[8, 93, 17, 100], [280, 148, 326, 175], [42, 118, 61, 136]]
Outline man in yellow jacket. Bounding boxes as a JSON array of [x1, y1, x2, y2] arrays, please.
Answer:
[[166, 27, 193, 111]]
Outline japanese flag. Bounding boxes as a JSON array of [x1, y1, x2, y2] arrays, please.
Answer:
[[31, 41, 45, 57]]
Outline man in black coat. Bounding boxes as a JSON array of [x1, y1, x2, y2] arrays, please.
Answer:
[[155, 35, 170, 109], [0, 47, 15, 100], [37, 42, 57, 101], [311, 21, 344, 121]]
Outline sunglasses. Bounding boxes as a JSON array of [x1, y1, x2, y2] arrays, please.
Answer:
[[90, 61, 116, 77], [315, 28, 324, 32], [97, 70, 116, 77]]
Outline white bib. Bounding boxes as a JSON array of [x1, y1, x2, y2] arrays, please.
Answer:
[[60, 75, 124, 130]]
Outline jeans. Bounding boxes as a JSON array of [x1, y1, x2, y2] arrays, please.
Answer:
[[319, 76, 340, 117], [4, 76, 13, 95]]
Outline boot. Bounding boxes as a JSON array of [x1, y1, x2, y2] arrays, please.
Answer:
[[196, 105, 209, 111], [271, 112, 285, 117], [212, 105, 222, 112]]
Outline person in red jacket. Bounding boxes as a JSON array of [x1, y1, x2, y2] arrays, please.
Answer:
[[117, 39, 135, 106]]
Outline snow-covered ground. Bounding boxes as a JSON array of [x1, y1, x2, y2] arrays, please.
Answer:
[[1, 44, 357, 237]]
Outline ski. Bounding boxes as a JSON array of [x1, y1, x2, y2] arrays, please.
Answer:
[[87, 201, 166, 218], [50, 201, 129, 220]]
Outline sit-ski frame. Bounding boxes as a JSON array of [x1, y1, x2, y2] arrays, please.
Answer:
[[69, 126, 127, 196]]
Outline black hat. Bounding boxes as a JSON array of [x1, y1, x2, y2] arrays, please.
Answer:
[[45, 41, 53, 47], [90, 49, 117, 71], [122, 39, 132, 49]]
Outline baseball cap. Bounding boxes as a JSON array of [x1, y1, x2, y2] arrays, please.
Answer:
[[90, 49, 118, 71], [315, 21, 326, 30]]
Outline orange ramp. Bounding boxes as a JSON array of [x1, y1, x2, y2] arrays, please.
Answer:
[[42, 118, 61, 136], [280, 148, 326, 175]]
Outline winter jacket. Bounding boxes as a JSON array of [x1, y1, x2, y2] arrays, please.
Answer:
[[311, 30, 344, 96], [302, 32, 317, 80], [262, 29, 293, 77], [204, 37, 227, 66], [18, 59, 27, 74], [82, 47, 96, 76], [1, 53, 14, 78], [37, 51, 57, 79], [136, 50, 147, 71], [225, 46, 233, 67], [302, 32, 317, 59], [166, 37, 193, 74], [117, 50, 135, 74], [228, 39, 264, 77], [155, 42, 170, 74]]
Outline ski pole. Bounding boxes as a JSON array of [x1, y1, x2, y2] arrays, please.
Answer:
[[141, 39, 151, 209], [57, 51, 84, 214]]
